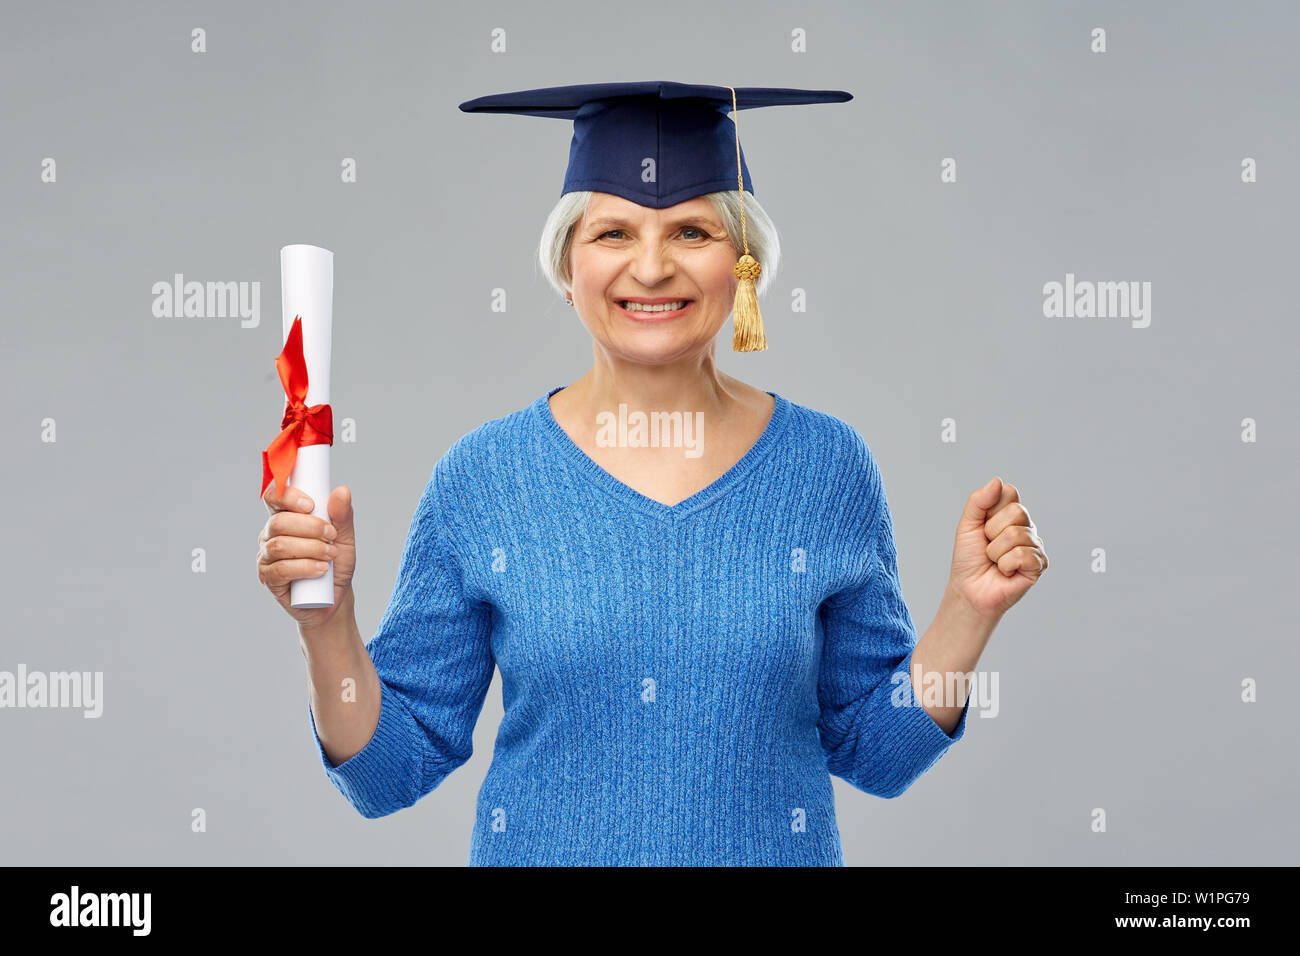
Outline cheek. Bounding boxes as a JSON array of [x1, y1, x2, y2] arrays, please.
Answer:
[[708, 272, 739, 305], [571, 253, 619, 294], [710, 249, 740, 291]]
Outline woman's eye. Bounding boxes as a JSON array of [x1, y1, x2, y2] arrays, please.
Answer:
[[598, 227, 708, 240]]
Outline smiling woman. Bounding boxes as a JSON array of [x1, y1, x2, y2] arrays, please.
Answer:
[[538, 188, 780, 306], [545, 190, 779, 368], [262, 81, 1049, 869]]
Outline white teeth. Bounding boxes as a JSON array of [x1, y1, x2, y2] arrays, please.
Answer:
[[621, 300, 688, 312]]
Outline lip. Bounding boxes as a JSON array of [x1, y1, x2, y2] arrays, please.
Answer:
[[614, 298, 694, 322]]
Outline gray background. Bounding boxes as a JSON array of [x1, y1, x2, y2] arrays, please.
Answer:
[[2, 0, 1296, 865]]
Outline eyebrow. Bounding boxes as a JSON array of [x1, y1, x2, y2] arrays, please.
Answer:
[[584, 215, 720, 231]]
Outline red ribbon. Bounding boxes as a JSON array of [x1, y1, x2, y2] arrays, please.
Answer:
[[260, 315, 333, 500]]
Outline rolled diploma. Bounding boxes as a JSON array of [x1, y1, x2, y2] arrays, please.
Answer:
[[280, 244, 335, 609]]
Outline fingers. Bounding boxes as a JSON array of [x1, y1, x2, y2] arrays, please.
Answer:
[[327, 485, 355, 539], [258, 483, 338, 588], [984, 498, 1034, 542], [957, 476, 1002, 531], [259, 529, 336, 563], [257, 555, 333, 586], [986, 523, 1044, 561], [993, 480, 1018, 510], [259, 511, 335, 545], [261, 485, 334, 540], [262, 482, 316, 515], [995, 544, 1047, 576], [257, 523, 337, 585]]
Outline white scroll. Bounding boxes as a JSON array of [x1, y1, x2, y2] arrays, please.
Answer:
[[280, 244, 335, 609]]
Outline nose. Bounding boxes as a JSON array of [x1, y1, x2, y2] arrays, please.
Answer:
[[628, 238, 677, 288]]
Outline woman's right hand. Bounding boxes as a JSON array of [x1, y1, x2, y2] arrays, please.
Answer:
[[258, 483, 357, 629]]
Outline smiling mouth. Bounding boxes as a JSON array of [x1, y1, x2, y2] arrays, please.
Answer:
[[616, 299, 694, 318]]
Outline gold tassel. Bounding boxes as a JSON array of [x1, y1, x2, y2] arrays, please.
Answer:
[[728, 86, 767, 352], [732, 254, 766, 351]]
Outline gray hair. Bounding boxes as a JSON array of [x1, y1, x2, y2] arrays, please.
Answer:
[[538, 190, 780, 302]]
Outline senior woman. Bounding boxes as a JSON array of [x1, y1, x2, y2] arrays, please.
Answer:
[[256, 82, 1048, 866]]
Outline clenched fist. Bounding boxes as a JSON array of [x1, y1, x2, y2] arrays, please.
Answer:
[[946, 476, 1047, 620], [257, 483, 357, 629]]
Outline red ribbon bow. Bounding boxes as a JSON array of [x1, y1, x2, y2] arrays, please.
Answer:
[[260, 315, 333, 501]]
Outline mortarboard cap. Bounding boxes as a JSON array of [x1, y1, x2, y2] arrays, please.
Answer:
[[458, 81, 853, 351]]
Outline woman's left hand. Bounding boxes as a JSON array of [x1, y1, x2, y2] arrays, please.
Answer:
[[946, 476, 1047, 620]]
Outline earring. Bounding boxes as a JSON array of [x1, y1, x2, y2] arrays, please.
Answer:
[[566, 297, 573, 307]]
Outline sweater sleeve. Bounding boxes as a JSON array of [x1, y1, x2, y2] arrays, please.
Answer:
[[816, 442, 969, 799], [307, 468, 495, 818]]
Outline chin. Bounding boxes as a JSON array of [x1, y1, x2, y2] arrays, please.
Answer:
[[604, 329, 718, 366]]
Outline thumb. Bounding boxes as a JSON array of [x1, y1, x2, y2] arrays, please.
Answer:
[[955, 476, 1003, 536], [327, 485, 355, 541]]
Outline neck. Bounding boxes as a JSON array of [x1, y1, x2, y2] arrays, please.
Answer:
[[563, 343, 742, 415]]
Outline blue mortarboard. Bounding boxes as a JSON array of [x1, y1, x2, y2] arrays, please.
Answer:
[[457, 80, 852, 209], [458, 81, 853, 352]]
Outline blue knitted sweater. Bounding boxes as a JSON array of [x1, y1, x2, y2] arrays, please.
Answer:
[[308, 386, 969, 865]]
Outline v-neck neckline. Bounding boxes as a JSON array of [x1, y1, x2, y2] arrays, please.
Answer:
[[532, 385, 792, 522]]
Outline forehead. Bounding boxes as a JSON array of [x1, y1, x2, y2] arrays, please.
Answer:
[[583, 192, 718, 225]]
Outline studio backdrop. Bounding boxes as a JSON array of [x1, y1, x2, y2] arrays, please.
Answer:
[[1, 0, 1296, 865]]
